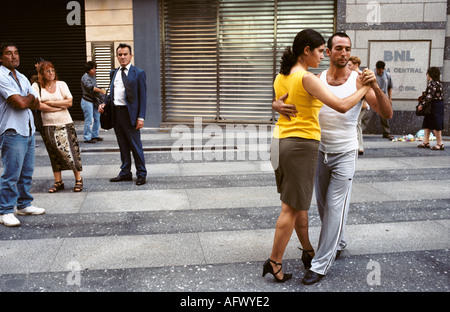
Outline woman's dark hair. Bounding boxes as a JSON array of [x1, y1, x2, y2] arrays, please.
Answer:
[[84, 61, 97, 73], [427, 67, 440, 81], [279, 29, 325, 75]]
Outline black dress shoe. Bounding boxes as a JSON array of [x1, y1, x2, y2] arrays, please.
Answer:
[[84, 139, 96, 143], [302, 270, 324, 285], [136, 177, 146, 185], [110, 175, 132, 182], [93, 137, 104, 141]]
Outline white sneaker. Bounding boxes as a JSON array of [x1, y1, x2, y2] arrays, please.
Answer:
[[0, 213, 21, 227], [16, 205, 46, 215]]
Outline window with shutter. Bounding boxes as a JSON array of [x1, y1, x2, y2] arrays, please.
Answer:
[[160, 0, 335, 122], [92, 43, 114, 89]]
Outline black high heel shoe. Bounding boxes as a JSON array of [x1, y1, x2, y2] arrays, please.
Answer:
[[262, 259, 292, 283], [298, 248, 314, 270]]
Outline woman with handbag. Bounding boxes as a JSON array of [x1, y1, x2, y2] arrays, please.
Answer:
[[32, 61, 84, 192], [417, 67, 445, 150]]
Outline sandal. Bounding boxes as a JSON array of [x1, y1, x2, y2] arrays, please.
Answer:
[[74, 179, 83, 192], [417, 142, 430, 148], [262, 258, 292, 283], [48, 181, 64, 193], [430, 144, 445, 150], [299, 247, 314, 270]]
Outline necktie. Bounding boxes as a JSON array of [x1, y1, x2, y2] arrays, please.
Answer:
[[121, 67, 134, 103]]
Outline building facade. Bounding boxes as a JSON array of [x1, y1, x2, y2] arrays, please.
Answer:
[[2, 0, 448, 135], [86, 0, 449, 135]]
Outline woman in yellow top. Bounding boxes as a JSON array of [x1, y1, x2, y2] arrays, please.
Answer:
[[263, 29, 372, 283]]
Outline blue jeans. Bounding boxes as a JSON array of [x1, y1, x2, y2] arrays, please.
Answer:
[[81, 98, 100, 141], [0, 130, 35, 215]]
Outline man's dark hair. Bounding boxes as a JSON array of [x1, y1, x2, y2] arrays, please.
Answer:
[[116, 43, 132, 55], [34, 57, 45, 64], [327, 32, 350, 50], [84, 61, 97, 73], [376, 61, 385, 69], [0, 42, 18, 56]]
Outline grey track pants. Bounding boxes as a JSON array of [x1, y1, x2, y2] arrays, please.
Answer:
[[310, 149, 358, 275]]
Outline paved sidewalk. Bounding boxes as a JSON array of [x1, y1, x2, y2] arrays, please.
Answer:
[[0, 122, 449, 301]]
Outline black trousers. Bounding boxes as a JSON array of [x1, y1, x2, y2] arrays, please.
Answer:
[[113, 106, 147, 178]]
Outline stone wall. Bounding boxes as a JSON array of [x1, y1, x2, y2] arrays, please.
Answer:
[[338, 0, 449, 136], [85, 0, 134, 67]]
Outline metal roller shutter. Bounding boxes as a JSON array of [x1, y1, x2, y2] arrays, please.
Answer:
[[160, 0, 335, 123], [0, 0, 87, 120]]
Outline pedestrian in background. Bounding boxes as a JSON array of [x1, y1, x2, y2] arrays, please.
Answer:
[[363, 60, 393, 140], [375, 60, 393, 140], [417, 67, 444, 150], [348, 55, 369, 155], [81, 61, 105, 143]]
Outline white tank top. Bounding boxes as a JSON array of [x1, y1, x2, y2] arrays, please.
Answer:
[[318, 70, 362, 153]]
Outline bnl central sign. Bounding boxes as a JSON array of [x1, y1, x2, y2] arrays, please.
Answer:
[[369, 41, 431, 100]]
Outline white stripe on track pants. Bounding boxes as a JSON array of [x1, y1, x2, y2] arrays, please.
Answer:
[[310, 149, 358, 275]]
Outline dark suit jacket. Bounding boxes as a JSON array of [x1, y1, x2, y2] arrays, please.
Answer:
[[106, 65, 147, 127]]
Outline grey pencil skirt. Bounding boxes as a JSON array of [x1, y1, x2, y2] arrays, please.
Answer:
[[271, 137, 319, 211]]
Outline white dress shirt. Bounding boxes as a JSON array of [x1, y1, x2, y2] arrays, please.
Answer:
[[113, 63, 131, 106]]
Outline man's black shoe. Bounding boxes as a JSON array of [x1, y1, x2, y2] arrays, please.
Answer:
[[302, 270, 324, 285], [93, 137, 104, 141], [84, 139, 96, 143], [335, 250, 341, 260], [136, 177, 146, 185], [110, 175, 132, 182]]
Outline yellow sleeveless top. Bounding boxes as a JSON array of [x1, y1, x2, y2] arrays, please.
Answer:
[[273, 70, 323, 140]]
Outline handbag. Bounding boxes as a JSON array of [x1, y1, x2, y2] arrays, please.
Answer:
[[100, 87, 113, 130], [33, 84, 44, 133], [415, 92, 431, 116]]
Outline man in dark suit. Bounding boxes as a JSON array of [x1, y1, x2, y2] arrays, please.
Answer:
[[99, 43, 147, 185]]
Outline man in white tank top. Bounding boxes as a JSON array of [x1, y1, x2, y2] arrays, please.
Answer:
[[272, 33, 393, 285]]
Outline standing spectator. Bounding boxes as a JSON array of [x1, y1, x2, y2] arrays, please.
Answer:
[[0, 42, 45, 227], [27, 57, 45, 136], [99, 43, 147, 186], [81, 61, 105, 143], [32, 61, 84, 193], [374, 61, 393, 140], [417, 67, 444, 150], [348, 56, 369, 155], [26, 57, 45, 84]]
